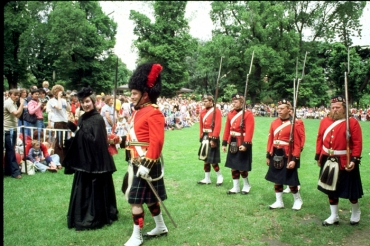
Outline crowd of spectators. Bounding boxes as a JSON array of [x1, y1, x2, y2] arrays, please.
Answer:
[[3, 84, 370, 177]]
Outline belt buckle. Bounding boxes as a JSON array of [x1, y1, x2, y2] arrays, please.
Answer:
[[275, 140, 280, 145], [231, 132, 235, 136], [328, 149, 334, 155]]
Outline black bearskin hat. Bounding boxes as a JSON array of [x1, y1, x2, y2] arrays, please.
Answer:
[[77, 86, 96, 103], [128, 62, 162, 103]]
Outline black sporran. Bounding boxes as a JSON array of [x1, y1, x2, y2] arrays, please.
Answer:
[[230, 142, 238, 154], [273, 155, 284, 169], [273, 147, 285, 169]]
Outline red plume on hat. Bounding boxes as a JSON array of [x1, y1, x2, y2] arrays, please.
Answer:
[[147, 64, 163, 88]]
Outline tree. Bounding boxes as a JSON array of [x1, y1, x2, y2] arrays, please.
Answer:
[[129, 1, 196, 97], [210, 1, 300, 105], [3, 1, 125, 93], [46, 1, 118, 92], [3, 1, 30, 89], [284, 1, 366, 49], [326, 43, 369, 107]]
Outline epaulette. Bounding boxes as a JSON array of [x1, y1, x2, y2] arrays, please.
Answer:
[[152, 104, 159, 109]]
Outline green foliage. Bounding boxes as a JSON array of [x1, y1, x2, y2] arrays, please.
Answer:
[[130, 1, 196, 97], [3, 1, 131, 93]]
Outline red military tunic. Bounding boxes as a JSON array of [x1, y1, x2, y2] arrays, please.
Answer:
[[222, 109, 254, 145], [199, 107, 222, 139], [315, 117, 362, 170], [266, 118, 302, 160], [265, 117, 303, 186], [222, 108, 255, 171], [128, 104, 164, 161]]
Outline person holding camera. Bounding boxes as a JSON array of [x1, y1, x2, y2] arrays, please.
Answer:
[[49, 85, 71, 163], [28, 89, 45, 129]]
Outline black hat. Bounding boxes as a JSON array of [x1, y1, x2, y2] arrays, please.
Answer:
[[331, 95, 345, 103], [277, 98, 292, 106], [77, 86, 95, 103], [232, 92, 244, 100], [128, 62, 162, 103]]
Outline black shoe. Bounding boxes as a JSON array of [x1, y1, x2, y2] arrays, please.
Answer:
[[322, 220, 339, 226], [350, 221, 359, 225], [241, 191, 249, 195], [226, 190, 239, 194], [143, 232, 168, 238], [216, 183, 222, 186]]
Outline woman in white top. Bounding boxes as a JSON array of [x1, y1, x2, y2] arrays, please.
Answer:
[[49, 84, 70, 162]]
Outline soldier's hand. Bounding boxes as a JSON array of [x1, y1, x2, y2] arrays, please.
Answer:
[[287, 161, 295, 169], [239, 145, 246, 152], [222, 146, 227, 153], [136, 165, 150, 178], [210, 140, 217, 148], [345, 161, 355, 172], [266, 158, 270, 166]]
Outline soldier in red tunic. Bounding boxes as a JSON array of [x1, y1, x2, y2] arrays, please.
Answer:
[[197, 95, 224, 186], [265, 99, 304, 210], [123, 63, 168, 246], [316, 95, 363, 226], [283, 108, 305, 194], [222, 93, 255, 194]]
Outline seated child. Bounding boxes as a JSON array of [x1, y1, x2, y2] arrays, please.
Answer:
[[27, 140, 60, 172]]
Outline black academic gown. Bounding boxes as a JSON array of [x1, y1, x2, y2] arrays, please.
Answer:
[[63, 109, 118, 230]]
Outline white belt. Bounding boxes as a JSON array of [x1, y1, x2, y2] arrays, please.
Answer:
[[203, 129, 212, 133], [273, 140, 289, 145], [323, 146, 348, 155], [230, 131, 244, 136]]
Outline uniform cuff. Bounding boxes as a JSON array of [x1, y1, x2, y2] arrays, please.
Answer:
[[266, 152, 271, 158], [351, 156, 361, 164], [242, 142, 252, 148], [141, 158, 158, 169], [314, 153, 320, 161], [222, 140, 227, 146]]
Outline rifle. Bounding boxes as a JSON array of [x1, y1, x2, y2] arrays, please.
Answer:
[[211, 56, 224, 131], [293, 57, 298, 106], [344, 47, 351, 169], [112, 57, 118, 130], [288, 51, 307, 163], [240, 51, 254, 132]]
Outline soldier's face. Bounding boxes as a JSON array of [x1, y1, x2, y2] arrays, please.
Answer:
[[330, 102, 345, 120], [203, 99, 213, 108], [232, 99, 242, 110], [277, 105, 290, 119], [331, 102, 344, 114]]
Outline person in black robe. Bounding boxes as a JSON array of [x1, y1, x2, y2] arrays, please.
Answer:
[[63, 86, 118, 231]]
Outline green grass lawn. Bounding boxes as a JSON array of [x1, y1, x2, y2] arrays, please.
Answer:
[[3, 117, 370, 246]]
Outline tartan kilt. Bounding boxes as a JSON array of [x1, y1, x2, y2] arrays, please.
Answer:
[[265, 148, 300, 186], [198, 136, 221, 164], [127, 162, 167, 204]]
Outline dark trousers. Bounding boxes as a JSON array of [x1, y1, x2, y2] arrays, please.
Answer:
[[4, 131, 21, 177]]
